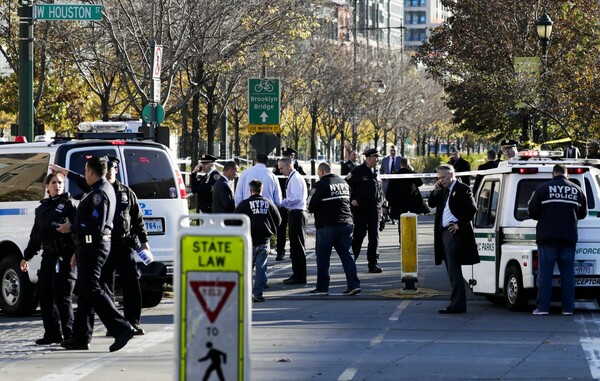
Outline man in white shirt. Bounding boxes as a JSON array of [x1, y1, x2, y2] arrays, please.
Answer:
[[278, 157, 308, 285], [234, 154, 282, 207]]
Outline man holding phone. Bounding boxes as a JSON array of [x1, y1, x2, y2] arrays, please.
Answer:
[[428, 164, 479, 314]]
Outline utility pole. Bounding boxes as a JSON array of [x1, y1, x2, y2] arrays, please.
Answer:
[[18, 0, 34, 142]]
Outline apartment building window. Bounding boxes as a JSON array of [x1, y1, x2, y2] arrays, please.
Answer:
[[406, 28, 427, 42], [405, 0, 426, 7], [406, 11, 426, 24]]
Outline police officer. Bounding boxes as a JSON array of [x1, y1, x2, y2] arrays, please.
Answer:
[[345, 148, 386, 273], [190, 154, 221, 213], [500, 139, 518, 161], [56, 156, 135, 352], [308, 162, 361, 295], [20, 172, 77, 345], [528, 164, 587, 315], [101, 156, 149, 335]]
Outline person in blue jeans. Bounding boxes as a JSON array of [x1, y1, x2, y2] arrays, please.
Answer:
[[528, 164, 587, 315], [234, 180, 281, 302], [308, 162, 360, 295]]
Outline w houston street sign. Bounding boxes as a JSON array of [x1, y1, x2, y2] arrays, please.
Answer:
[[34, 4, 103, 21]]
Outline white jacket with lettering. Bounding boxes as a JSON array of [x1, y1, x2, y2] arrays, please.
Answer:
[[528, 174, 587, 244]]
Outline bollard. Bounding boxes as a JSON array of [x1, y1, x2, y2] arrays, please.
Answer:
[[400, 213, 418, 290]]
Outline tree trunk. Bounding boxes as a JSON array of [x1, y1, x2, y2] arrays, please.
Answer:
[[192, 93, 200, 164]]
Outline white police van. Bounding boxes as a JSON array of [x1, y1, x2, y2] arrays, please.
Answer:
[[466, 150, 600, 310], [0, 122, 188, 316]]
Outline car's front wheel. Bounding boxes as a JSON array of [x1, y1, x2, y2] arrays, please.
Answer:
[[0, 255, 37, 316]]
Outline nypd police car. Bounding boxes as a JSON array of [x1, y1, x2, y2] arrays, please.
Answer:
[[0, 122, 188, 316], [466, 150, 600, 310]]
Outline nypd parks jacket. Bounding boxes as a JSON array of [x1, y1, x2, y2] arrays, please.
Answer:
[[528, 174, 588, 244]]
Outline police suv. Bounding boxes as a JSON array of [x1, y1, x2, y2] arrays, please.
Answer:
[[466, 150, 600, 310], [0, 123, 188, 316]]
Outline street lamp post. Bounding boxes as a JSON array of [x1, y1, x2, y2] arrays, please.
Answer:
[[371, 80, 386, 147], [536, 10, 553, 143]]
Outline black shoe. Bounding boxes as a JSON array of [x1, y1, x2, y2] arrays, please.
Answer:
[[368, 266, 383, 273], [438, 307, 466, 314], [132, 325, 145, 336], [283, 277, 307, 285], [308, 289, 329, 296], [105, 331, 114, 337], [353, 253, 359, 261], [109, 327, 135, 352], [343, 287, 362, 296], [252, 295, 265, 303], [36, 336, 62, 345], [60, 338, 90, 350], [275, 254, 285, 261]]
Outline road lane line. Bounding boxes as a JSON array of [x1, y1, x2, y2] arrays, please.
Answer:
[[389, 300, 411, 321], [35, 327, 173, 381], [577, 312, 600, 379], [337, 300, 409, 380]]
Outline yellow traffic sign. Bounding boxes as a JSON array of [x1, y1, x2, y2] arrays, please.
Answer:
[[176, 215, 251, 381], [248, 124, 281, 133]]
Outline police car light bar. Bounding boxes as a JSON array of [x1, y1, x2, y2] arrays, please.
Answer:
[[512, 167, 539, 174], [517, 149, 564, 159], [78, 121, 128, 132]]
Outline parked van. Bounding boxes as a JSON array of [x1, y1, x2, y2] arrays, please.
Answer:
[[0, 125, 188, 316], [467, 150, 600, 310]]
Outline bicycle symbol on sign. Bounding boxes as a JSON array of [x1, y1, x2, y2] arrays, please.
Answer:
[[254, 79, 275, 93]]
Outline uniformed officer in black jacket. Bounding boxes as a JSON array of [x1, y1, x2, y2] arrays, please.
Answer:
[[102, 157, 149, 335], [20, 172, 78, 345], [56, 156, 135, 352], [273, 147, 306, 261], [190, 154, 221, 213], [345, 148, 386, 273]]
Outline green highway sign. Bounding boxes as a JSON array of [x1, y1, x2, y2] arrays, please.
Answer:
[[248, 78, 280, 133], [34, 4, 103, 21]]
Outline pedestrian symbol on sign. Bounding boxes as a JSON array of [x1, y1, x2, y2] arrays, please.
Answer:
[[198, 342, 227, 381]]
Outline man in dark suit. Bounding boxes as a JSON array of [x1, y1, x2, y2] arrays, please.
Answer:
[[379, 145, 401, 197], [428, 164, 479, 314], [212, 161, 238, 213], [448, 148, 471, 186], [478, 150, 498, 170], [341, 150, 358, 176], [473, 150, 499, 194]]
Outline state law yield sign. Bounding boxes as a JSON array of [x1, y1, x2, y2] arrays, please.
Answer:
[[176, 214, 251, 381], [248, 78, 281, 133]]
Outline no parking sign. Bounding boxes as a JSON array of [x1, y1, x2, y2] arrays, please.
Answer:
[[176, 215, 251, 381]]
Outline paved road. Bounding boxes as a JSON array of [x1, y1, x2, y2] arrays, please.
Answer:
[[2, 215, 600, 380]]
